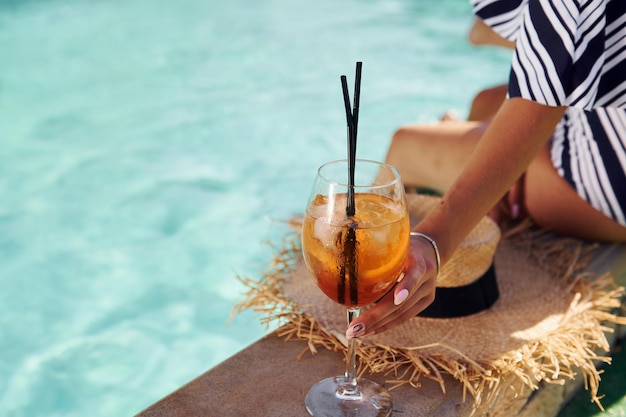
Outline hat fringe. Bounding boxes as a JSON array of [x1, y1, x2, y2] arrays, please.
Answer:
[[232, 226, 626, 412]]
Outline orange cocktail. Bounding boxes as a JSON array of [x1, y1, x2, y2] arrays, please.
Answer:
[[302, 192, 410, 307]]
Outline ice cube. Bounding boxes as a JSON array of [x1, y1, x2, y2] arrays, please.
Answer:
[[313, 218, 338, 246]]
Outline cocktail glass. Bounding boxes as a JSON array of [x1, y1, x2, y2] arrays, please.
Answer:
[[301, 159, 410, 417]]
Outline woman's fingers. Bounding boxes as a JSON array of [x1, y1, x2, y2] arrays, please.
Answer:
[[508, 173, 525, 219], [365, 277, 436, 336], [488, 173, 527, 223], [345, 270, 413, 338], [366, 293, 437, 335], [346, 237, 438, 338]]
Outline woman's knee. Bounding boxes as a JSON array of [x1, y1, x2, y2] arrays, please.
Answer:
[[468, 85, 507, 121], [387, 126, 428, 164], [391, 125, 428, 146]]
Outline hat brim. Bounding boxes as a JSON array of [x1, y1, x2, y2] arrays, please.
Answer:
[[235, 196, 626, 409]]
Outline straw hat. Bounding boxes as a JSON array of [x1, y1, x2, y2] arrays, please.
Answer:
[[406, 195, 501, 318], [235, 193, 626, 410], [408, 194, 500, 288]]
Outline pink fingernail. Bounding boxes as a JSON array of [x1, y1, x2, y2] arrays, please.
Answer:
[[512, 203, 520, 219], [346, 323, 365, 339], [394, 289, 409, 305]]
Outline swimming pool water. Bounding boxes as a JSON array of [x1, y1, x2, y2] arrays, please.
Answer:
[[0, 0, 510, 415]]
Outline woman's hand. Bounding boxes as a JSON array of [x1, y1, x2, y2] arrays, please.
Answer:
[[345, 234, 438, 338], [488, 173, 526, 224]]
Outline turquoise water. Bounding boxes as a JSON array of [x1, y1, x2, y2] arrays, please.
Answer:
[[0, 0, 511, 415]]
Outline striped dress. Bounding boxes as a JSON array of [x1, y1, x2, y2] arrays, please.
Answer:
[[471, 0, 626, 226]]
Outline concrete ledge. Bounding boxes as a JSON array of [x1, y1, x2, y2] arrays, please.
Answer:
[[135, 329, 480, 417], [136, 242, 625, 417]]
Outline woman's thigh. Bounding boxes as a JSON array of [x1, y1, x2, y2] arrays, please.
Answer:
[[524, 146, 626, 242]]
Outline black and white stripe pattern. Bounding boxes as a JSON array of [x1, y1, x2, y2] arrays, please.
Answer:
[[471, 0, 526, 41], [472, 0, 626, 225], [597, 9, 626, 107], [473, 0, 626, 109], [552, 108, 626, 225]]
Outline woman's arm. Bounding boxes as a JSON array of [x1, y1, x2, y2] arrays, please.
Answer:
[[346, 98, 565, 338], [418, 98, 565, 263]]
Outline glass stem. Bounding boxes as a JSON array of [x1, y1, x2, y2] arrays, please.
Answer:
[[342, 307, 360, 396]]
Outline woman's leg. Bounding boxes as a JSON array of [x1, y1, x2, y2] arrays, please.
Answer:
[[524, 145, 626, 242], [385, 121, 487, 192], [392, 84, 506, 189], [467, 84, 508, 122], [440, 84, 507, 122]]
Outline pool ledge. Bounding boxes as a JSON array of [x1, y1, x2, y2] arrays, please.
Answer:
[[135, 242, 626, 417], [135, 327, 484, 417]]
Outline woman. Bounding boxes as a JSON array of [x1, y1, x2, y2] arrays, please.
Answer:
[[346, 0, 626, 339]]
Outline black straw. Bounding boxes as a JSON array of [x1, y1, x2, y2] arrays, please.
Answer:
[[340, 75, 354, 143], [341, 62, 362, 217], [340, 76, 355, 216], [352, 61, 362, 147], [339, 62, 362, 305]]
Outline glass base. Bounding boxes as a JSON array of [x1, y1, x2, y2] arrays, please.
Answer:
[[305, 376, 393, 417]]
